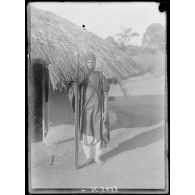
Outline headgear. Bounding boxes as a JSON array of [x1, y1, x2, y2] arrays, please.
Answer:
[[84, 51, 96, 60]]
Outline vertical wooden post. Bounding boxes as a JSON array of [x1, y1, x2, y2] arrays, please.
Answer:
[[74, 53, 79, 169], [42, 67, 50, 143], [45, 68, 50, 137], [118, 80, 130, 96], [42, 68, 46, 142]]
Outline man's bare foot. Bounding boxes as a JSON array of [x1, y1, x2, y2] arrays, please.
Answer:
[[79, 158, 94, 168], [94, 158, 105, 165]]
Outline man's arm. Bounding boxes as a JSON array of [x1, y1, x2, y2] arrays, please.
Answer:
[[67, 72, 86, 113], [101, 74, 110, 121], [103, 91, 109, 121]]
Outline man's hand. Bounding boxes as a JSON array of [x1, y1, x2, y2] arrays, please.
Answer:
[[72, 73, 84, 83], [72, 74, 79, 82], [103, 112, 108, 122]]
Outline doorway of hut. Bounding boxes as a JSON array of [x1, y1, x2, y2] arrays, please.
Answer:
[[30, 61, 75, 143], [30, 61, 49, 143]]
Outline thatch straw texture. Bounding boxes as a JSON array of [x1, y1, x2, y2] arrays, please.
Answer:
[[29, 6, 140, 90]]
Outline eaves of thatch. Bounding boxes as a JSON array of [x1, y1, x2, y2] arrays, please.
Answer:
[[28, 6, 140, 90]]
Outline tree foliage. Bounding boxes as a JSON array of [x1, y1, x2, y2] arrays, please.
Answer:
[[105, 36, 119, 49], [142, 23, 165, 50], [114, 26, 139, 49]]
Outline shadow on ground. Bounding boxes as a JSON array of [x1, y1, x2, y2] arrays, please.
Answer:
[[102, 126, 164, 162]]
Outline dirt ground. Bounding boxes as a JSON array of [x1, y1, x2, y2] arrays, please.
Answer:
[[30, 75, 166, 190]]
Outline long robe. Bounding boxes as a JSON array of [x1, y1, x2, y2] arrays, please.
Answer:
[[67, 71, 110, 148]]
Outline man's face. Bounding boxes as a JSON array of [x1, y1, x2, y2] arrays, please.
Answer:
[[87, 58, 96, 70]]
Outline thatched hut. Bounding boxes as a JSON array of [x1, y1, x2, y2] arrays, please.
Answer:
[[28, 6, 140, 142]]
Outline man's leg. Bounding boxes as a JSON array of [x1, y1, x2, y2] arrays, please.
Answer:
[[94, 141, 104, 165], [81, 141, 94, 167], [82, 141, 92, 159]]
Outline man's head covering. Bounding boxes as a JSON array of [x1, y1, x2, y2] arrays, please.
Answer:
[[84, 51, 96, 60]]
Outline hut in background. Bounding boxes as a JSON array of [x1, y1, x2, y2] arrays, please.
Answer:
[[28, 6, 140, 142]]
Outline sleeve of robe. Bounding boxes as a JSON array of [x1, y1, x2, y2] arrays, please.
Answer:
[[67, 72, 85, 113], [101, 74, 110, 147], [101, 75, 110, 114], [102, 75, 110, 92]]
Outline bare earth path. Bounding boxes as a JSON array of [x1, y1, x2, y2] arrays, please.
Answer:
[[31, 121, 165, 189]]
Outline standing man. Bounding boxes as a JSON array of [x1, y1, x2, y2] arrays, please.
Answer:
[[67, 51, 110, 166]]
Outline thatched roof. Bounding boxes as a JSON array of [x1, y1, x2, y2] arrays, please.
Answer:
[[29, 6, 140, 90]]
